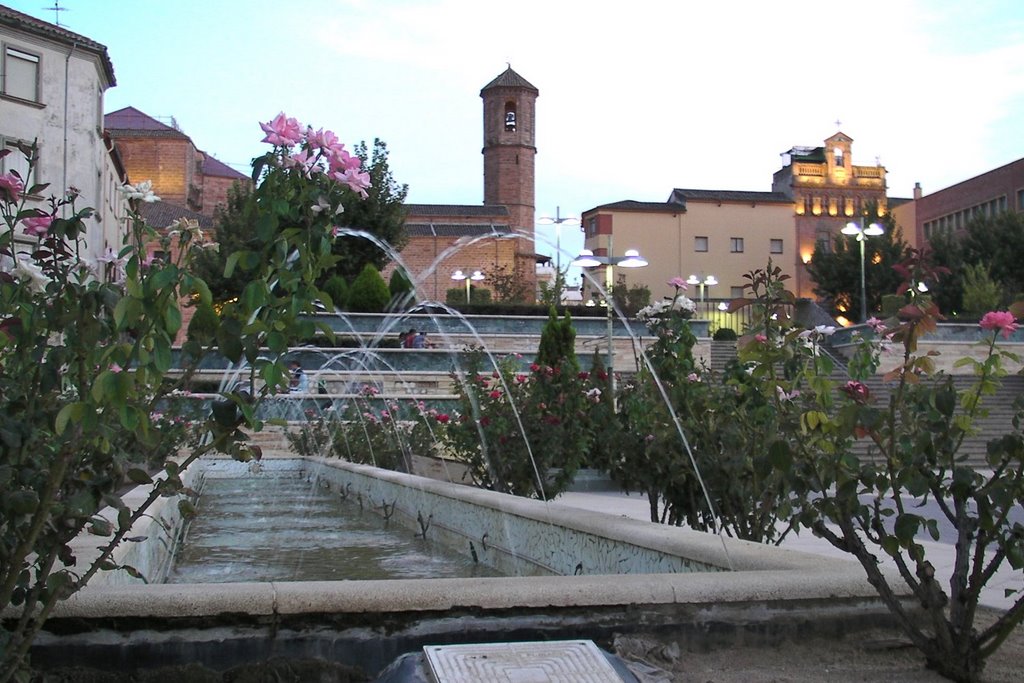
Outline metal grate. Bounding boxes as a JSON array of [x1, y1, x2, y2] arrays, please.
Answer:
[[424, 639, 624, 683]]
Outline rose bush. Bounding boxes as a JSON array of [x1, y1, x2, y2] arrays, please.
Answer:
[[0, 113, 370, 681]]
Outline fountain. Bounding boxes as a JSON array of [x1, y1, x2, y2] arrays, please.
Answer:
[[21, 234, 916, 681]]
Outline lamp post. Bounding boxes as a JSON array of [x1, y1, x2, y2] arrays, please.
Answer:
[[451, 269, 485, 304], [685, 274, 718, 303], [538, 207, 580, 300], [571, 240, 647, 400], [840, 218, 884, 322]]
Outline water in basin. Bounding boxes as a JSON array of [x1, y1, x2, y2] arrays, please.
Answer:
[[167, 472, 504, 583]]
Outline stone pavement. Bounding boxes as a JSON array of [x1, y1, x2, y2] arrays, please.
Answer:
[[554, 490, 1022, 611]]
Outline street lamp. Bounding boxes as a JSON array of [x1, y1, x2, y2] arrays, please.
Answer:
[[538, 206, 580, 300], [685, 274, 718, 303], [841, 218, 884, 322], [451, 269, 485, 304], [571, 242, 648, 399]]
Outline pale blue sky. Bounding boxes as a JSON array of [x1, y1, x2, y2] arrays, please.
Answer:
[[9, 0, 1024, 276]]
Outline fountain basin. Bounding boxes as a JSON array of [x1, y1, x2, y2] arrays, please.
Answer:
[[24, 455, 916, 678]]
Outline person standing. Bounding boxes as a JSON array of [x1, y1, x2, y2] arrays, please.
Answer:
[[288, 360, 309, 393]]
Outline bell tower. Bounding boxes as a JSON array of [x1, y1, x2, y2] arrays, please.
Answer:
[[481, 66, 539, 285]]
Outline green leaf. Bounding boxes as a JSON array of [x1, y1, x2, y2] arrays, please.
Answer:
[[163, 305, 182, 335], [224, 251, 241, 279], [55, 402, 85, 435], [153, 336, 172, 372], [5, 489, 39, 514], [178, 499, 198, 519], [768, 440, 793, 472], [88, 517, 113, 536], [126, 468, 153, 485], [893, 513, 920, 544], [255, 213, 277, 242]]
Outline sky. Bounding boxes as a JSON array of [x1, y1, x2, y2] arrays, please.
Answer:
[[9, 0, 1024, 284]]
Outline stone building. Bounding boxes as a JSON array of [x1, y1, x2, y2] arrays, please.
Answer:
[[391, 67, 538, 303], [104, 106, 249, 221], [580, 132, 892, 307], [0, 4, 126, 266], [771, 132, 889, 298], [901, 157, 1024, 247]]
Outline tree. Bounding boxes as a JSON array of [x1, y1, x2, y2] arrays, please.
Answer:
[[961, 263, 1001, 317], [328, 139, 409, 284], [930, 211, 1024, 316], [488, 263, 534, 304], [806, 205, 910, 321], [191, 182, 259, 303], [347, 263, 390, 312]]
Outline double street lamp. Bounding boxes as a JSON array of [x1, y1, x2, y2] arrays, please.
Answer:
[[686, 274, 718, 303], [572, 243, 648, 398], [450, 269, 485, 304], [840, 218, 885, 322]]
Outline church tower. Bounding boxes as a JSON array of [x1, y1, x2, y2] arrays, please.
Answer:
[[481, 66, 539, 287]]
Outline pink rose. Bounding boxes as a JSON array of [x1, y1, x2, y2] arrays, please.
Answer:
[[23, 215, 52, 237], [979, 311, 1019, 340]]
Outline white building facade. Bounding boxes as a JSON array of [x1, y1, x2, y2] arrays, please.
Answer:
[[0, 5, 126, 265]]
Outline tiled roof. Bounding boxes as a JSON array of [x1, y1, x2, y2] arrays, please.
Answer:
[[202, 154, 248, 180], [668, 188, 792, 204], [138, 201, 213, 230], [784, 146, 826, 163], [589, 200, 684, 212], [480, 66, 538, 94], [0, 4, 115, 84], [405, 223, 511, 237], [404, 203, 509, 218], [105, 107, 189, 139]]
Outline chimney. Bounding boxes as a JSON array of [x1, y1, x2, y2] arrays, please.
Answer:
[[913, 182, 922, 200]]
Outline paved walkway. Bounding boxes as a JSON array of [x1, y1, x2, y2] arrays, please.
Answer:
[[554, 490, 1022, 611]]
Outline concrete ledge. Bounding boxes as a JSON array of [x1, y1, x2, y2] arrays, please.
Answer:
[[24, 455, 917, 678]]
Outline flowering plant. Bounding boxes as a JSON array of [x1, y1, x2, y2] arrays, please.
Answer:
[[0, 115, 369, 679], [637, 277, 696, 326], [733, 253, 1024, 681]]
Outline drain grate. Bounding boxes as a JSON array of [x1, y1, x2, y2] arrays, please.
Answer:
[[424, 639, 624, 682]]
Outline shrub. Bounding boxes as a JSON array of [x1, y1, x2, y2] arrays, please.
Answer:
[[321, 274, 349, 311], [712, 327, 737, 341], [187, 302, 219, 343], [346, 263, 390, 312]]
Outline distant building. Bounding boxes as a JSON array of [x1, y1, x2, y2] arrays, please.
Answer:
[[908, 157, 1024, 246], [580, 192, 793, 310], [771, 132, 889, 298], [104, 106, 249, 222], [389, 67, 538, 303], [580, 132, 893, 310], [0, 4, 126, 268]]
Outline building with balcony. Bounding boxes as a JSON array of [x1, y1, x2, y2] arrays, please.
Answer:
[[579, 132, 893, 312], [771, 132, 889, 297]]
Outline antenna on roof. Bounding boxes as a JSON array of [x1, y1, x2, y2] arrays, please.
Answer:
[[44, 1, 68, 27]]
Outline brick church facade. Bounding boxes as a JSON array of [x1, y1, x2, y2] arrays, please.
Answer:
[[392, 67, 539, 303]]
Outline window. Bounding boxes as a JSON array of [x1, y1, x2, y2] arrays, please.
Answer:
[[770, 238, 783, 254], [816, 228, 832, 254], [504, 100, 517, 131], [833, 147, 844, 166], [3, 46, 40, 102], [694, 236, 708, 252], [1, 137, 33, 187], [586, 217, 597, 238], [1017, 189, 1024, 211], [730, 286, 745, 299], [730, 237, 744, 253]]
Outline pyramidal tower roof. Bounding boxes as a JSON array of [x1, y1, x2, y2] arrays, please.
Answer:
[[481, 65, 538, 94]]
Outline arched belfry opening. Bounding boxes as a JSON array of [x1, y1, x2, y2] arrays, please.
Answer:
[[504, 101, 517, 131]]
